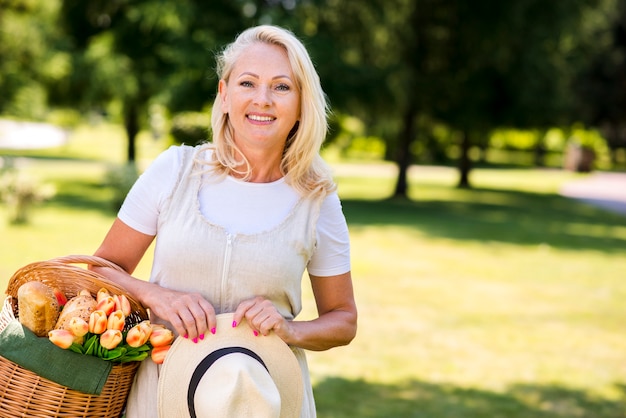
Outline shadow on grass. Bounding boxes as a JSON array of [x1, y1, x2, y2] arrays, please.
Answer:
[[0, 151, 102, 163], [314, 377, 626, 418], [46, 179, 116, 214], [40, 174, 626, 254], [342, 188, 626, 253]]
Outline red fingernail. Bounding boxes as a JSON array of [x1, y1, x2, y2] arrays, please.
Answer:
[[199, 334, 205, 340], [232, 321, 237, 328], [253, 330, 259, 337], [211, 328, 216, 335], [193, 337, 198, 344], [183, 335, 188, 339]]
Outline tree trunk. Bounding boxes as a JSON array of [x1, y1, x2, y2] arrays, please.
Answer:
[[124, 102, 139, 162], [457, 129, 471, 188], [393, 103, 417, 198], [533, 129, 547, 167]]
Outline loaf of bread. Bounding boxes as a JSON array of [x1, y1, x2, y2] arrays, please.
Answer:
[[54, 291, 97, 331], [17, 281, 60, 337]]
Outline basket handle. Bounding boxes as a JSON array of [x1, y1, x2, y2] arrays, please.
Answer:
[[49, 255, 126, 273]]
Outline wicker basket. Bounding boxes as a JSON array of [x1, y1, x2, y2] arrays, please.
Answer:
[[0, 255, 149, 418]]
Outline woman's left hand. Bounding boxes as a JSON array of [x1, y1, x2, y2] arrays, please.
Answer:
[[233, 297, 293, 341], [233, 272, 356, 351]]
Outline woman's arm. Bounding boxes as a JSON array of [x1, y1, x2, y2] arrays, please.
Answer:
[[234, 271, 357, 351], [93, 218, 153, 275], [91, 218, 216, 341]]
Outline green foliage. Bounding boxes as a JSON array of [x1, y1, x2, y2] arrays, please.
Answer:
[[169, 112, 211, 146], [326, 113, 386, 160], [45, 108, 82, 129], [490, 130, 540, 151], [572, 0, 626, 154], [0, 0, 69, 118], [5, 84, 48, 120]]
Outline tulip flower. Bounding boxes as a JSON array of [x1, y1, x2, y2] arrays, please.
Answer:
[[126, 324, 150, 348], [96, 296, 116, 316], [68, 316, 89, 337], [138, 320, 153, 339], [96, 288, 111, 303], [100, 329, 123, 350], [149, 326, 174, 347], [151, 345, 171, 364], [107, 310, 126, 331], [114, 294, 132, 316], [49, 329, 75, 349], [89, 310, 108, 334]]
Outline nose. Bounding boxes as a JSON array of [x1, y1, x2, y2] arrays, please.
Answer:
[[253, 85, 272, 107]]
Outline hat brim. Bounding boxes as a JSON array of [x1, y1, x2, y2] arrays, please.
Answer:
[[157, 313, 303, 418]]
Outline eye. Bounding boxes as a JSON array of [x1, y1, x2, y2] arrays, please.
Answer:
[[240, 80, 254, 88], [275, 83, 291, 92]]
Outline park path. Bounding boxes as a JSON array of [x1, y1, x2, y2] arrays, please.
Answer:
[[559, 171, 626, 216], [0, 119, 68, 149]]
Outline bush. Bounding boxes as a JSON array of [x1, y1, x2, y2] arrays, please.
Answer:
[[46, 108, 82, 129], [170, 112, 211, 146], [0, 162, 55, 224], [105, 163, 139, 211]]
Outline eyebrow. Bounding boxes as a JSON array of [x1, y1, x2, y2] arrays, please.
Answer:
[[238, 71, 293, 81]]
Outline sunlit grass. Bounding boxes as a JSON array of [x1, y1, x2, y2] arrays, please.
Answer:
[[0, 124, 162, 280], [303, 162, 626, 417]]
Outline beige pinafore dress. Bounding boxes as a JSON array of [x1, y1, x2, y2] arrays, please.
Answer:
[[125, 146, 321, 417]]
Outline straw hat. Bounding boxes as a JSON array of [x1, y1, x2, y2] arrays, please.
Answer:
[[157, 313, 303, 418]]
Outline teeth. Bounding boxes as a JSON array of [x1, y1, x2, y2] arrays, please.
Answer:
[[248, 114, 274, 122]]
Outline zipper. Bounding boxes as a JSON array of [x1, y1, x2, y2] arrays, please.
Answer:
[[220, 233, 234, 311]]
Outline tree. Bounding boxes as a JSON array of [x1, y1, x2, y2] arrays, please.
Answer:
[[0, 0, 69, 119], [57, 0, 250, 162], [290, 0, 422, 195], [302, 0, 604, 194], [574, 0, 626, 164]]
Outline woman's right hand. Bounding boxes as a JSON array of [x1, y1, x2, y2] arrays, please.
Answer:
[[92, 218, 217, 341], [142, 284, 216, 342]]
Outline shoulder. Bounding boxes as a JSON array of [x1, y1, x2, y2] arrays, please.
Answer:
[[149, 144, 210, 174], [150, 145, 186, 169], [320, 191, 343, 215], [162, 144, 202, 163], [317, 191, 347, 230]]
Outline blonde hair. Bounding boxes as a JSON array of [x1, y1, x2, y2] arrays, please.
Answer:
[[196, 25, 335, 197]]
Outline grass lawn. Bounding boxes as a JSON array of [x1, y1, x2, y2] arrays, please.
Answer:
[[1, 125, 625, 417], [307, 174, 626, 417]]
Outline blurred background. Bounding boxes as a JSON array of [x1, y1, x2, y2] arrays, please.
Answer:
[[1, 1, 625, 417], [1, 0, 625, 177]]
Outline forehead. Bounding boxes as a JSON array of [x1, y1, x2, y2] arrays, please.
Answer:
[[232, 42, 293, 77]]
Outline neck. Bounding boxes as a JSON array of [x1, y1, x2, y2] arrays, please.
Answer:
[[246, 167, 283, 183], [232, 152, 283, 183]]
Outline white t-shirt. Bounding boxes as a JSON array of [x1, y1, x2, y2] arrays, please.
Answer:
[[119, 146, 351, 277]]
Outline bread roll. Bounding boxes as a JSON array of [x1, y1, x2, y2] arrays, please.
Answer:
[[17, 281, 60, 337], [54, 293, 97, 331]]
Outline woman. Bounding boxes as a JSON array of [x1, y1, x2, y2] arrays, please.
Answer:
[[92, 25, 357, 417]]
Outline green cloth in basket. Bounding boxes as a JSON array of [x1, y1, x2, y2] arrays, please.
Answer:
[[0, 319, 112, 395]]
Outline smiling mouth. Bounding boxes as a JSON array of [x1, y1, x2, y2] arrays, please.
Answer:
[[247, 114, 275, 122]]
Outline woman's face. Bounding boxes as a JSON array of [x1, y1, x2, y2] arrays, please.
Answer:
[[219, 42, 300, 157]]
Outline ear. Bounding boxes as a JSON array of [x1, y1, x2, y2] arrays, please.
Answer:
[[218, 79, 229, 113]]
